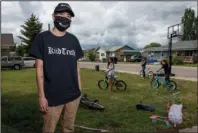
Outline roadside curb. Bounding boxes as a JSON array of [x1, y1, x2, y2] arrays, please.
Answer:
[[80, 62, 197, 69], [116, 70, 197, 82], [98, 68, 197, 82]]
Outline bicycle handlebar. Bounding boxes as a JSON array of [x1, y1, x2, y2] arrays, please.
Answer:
[[155, 71, 161, 76]]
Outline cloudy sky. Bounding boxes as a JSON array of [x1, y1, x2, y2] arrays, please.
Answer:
[[1, 1, 197, 49]]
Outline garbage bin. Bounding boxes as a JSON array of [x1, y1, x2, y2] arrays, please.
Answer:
[[95, 65, 99, 71]]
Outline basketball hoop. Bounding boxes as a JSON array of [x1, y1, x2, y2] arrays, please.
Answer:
[[167, 23, 183, 39]]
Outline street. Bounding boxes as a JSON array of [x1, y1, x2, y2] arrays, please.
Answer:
[[79, 62, 197, 81]]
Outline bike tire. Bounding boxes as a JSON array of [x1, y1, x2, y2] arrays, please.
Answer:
[[98, 80, 108, 90], [168, 80, 177, 92], [115, 80, 127, 91], [150, 79, 159, 88], [148, 71, 154, 79]]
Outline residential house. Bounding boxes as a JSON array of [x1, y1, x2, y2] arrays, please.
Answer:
[[95, 45, 141, 62], [141, 40, 198, 63], [1, 33, 15, 56]]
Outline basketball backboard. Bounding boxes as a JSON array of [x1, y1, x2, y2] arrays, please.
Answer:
[[167, 23, 183, 39]]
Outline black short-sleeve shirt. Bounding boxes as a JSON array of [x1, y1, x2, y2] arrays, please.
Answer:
[[162, 64, 170, 74], [30, 31, 84, 106]]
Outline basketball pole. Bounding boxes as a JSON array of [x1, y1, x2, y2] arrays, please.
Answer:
[[168, 33, 174, 75], [167, 23, 182, 76]]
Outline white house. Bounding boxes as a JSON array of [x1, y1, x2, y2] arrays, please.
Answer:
[[96, 47, 107, 61], [95, 45, 138, 62]]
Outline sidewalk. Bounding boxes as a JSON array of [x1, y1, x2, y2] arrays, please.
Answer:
[[179, 126, 197, 133], [80, 62, 197, 81], [115, 70, 197, 82], [96, 68, 197, 82]]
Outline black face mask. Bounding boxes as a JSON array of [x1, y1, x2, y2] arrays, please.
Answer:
[[54, 16, 71, 32]]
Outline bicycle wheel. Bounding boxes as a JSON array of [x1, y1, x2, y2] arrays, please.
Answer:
[[167, 80, 177, 92], [148, 71, 154, 79], [98, 80, 108, 90], [115, 80, 127, 91], [150, 79, 159, 88]]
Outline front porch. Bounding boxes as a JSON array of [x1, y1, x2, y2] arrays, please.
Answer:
[[176, 50, 198, 63], [120, 50, 141, 62], [144, 50, 198, 63]]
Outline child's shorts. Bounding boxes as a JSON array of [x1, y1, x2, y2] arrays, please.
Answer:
[[107, 74, 114, 80]]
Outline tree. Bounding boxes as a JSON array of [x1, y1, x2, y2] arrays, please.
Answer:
[[181, 8, 197, 40], [194, 16, 198, 39], [10, 43, 17, 51], [15, 45, 26, 56], [144, 42, 161, 49], [87, 50, 96, 61], [18, 13, 43, 56]]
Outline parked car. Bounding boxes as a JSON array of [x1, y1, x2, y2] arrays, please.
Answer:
[[147, 58, 158, 63], [130, 56, 142, 62], [1, 56, 25, 70], [23, 57, 36, 68]]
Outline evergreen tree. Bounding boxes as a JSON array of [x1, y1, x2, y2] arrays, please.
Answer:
[[18, 13, 43, 55]]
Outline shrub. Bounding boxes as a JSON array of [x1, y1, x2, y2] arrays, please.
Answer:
[[102, 58, 107, 62], [87, 51, 96, 61], [163, 57, 183, 65], [172, 57, 184, 65]]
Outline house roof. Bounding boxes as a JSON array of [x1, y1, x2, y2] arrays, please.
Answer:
[[109, 46, 124, 51], [144, 40, 198, 52], [96, 45, 133, 52], [1, 33, 14, 46]]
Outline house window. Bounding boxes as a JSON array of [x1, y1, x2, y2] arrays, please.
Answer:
[[185, 51, 193, 56], [15, 57, 22, 61], [177, 51, 182, 56], [161, 52, 164, 56], [193, 51, 198, 56], [101, 53, 105, 56]]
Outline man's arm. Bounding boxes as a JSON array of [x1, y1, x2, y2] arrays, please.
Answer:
[[36, 59, 45, 97], [36, 59, 48, 112], [157, 66, 163, 72], [141, 60, 145, 65], [77, 62, 82, 90]]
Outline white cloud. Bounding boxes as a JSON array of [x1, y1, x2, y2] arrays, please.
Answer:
[[1, 1, 197, 49]]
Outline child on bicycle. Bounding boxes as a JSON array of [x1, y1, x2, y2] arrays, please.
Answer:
[[141, 57, 147, 79], [157, 59, 170, 85], [105, 58, 115, 91]]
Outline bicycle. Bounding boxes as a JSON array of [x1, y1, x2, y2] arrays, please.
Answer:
[[80, 94, 105, 111], [150, 72, 177, 92], [139, 67, 154, 79], [98, 75, 127, 91]]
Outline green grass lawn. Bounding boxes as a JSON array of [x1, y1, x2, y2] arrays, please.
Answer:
[[1, 68, 197, 132]]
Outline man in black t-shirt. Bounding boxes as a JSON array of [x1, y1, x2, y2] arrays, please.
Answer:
[[30, 3, 84, 133]]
